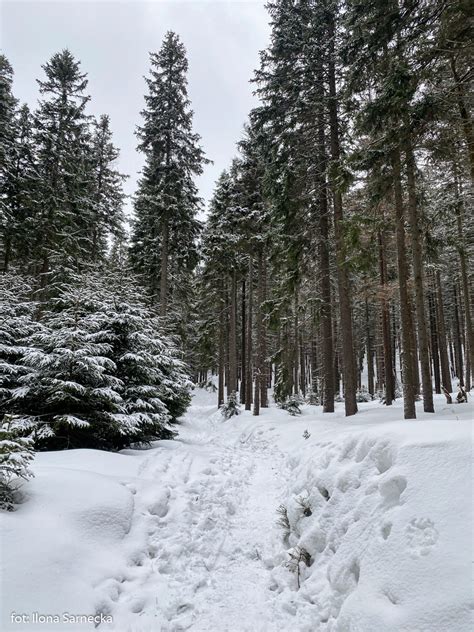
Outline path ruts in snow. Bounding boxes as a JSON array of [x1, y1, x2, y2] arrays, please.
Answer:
[[98, 398, 294, 631]]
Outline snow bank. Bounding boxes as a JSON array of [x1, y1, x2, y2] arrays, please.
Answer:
[[269, 413, 472, 631], [0, 449, 146, 631]]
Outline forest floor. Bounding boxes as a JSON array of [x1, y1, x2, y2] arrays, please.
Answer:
[[1, 389, 472, 632]]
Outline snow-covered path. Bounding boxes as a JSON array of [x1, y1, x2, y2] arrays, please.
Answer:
[[102, 399, 293, 631], [1, 390, 472, 632]]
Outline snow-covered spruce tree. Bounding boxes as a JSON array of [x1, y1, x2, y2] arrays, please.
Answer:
[[10, 285, 122, 450], [1, 104, 38, 273], [0, 273, 37, 508], [130, 32, 207, 318], [0, 418, 34, 511], [9, 271, 192, 450], [220, 391, 241, 420], [0, 272, 40, 424], [89, 114, 126, 261], [0, 54, 18, 271], [103, 302, 191, 446], [32, 50, 95, 290]]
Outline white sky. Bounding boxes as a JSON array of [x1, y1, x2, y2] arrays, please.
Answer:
[[1, 0, 271, 216]]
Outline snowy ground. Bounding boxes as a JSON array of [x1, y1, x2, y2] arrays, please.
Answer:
[[0, 390, 472, 631]]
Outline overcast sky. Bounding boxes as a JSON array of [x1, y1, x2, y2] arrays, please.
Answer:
[[1, 0, 271, 215]]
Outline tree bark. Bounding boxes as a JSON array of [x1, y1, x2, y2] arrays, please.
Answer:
[[245, 255, 253, 411], [404, 136, 433, 411], [241, 279, 246, 405], [392, 146, 416, 419], [218, 287, 225, 407], [365, 298, 375, 397], [315, 69, 335, 413], [428, 289, 441, 394], [228, 269, 238, 395], [378, 230, 395, 405], [327, 9, 357, 416], [435, 271, 453, 394], [159, 218, 169, 318]]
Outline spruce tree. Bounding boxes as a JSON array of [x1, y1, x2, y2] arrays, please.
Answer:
[[131, 31, 207, 317], [89, 114, 126, 260], [32, 50, 94, 290]]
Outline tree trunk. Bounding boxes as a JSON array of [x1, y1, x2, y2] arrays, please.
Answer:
[[428, 289, 441, 394], [159, 219, 169, 318], [228, 269, 238, 395], [327, 9, 357, 416], [245, 255, 253, 411], [260, 254, 268, 407], [241, 279, 246, 405], [378, 230, 395, 405], [218, 288, 225, 408], [254, 251, 265, 416], [392, 146, 416, 419], [404, 136, 433, 411], [316, 84, 334, 413], [452, 283, 464, 387], [435, 271, 453, 394], [365, 298, 375, 397]]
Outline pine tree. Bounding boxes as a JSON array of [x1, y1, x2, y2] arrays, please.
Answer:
[[0, 55, 18, 271], [131, 32, 207, 317], [32, 50, 95, 290], [89, 114, 126, 260], [10, 285, 122, 449]]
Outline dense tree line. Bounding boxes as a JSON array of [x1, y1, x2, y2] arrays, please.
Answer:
[[194, 0, 472, 419]]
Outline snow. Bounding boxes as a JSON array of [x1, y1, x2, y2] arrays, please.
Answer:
[[0, 390, 472, 631]]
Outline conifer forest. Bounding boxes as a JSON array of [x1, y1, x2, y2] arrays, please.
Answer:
[[0, 1, 472, 631]]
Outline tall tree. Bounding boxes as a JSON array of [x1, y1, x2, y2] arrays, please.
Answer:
[[131, 31, 207, 317]]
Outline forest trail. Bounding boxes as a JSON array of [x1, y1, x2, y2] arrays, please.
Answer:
[[101, 393, 297, 632]]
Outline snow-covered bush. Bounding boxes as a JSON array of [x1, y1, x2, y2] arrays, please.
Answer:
[[0, 417, 35, 511], [101, 302, 191, 447], [282, 395, 302, 416], [356, 387, 373, 402], [10, 289, 122, 450], [0, 273, 39, 421], [306, 389, 320, 405], [4, 272, 192, 450], [220, 391, 241, 420]]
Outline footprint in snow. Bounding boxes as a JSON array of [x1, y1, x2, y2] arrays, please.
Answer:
[[406, 517, 438, 557]]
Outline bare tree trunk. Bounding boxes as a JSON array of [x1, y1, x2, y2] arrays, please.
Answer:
[[378, 230, 395, 405], [365, 298, 375, 397], [254, 251, 264, 416], [260, 254, 268, 407], [314, 51, 335, 413], [327, 10, 357, 416], [428, 289, 441, 394], [241, 279, 246, 405], [228, 270, 238, 395], [452, 283, 464, 387], [453, 173, 474, 389], [159, 219, 169, 318], [435, 271, 453, 394], [245, 255, 253, 411], [218, 288, 225, 408], [405, 137, 433, 411], [392, 146, 416, 419]]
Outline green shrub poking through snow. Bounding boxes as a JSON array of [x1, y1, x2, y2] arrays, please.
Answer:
[[282, 395, 302, 416], [220, 391, 241, 420]]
